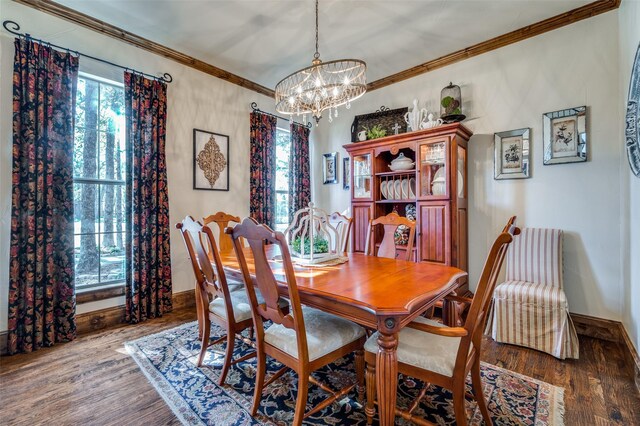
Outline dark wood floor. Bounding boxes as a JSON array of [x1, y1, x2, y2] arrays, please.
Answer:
[[1, 308, 639, 425]]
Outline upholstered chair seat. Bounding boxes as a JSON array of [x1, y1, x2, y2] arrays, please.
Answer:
[[265, 306, 366, 361], [364, 316, 462, 377], [209, 288, 287, 323]]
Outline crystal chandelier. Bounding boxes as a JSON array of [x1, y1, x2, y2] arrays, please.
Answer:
[[274, 0, 367, 124]]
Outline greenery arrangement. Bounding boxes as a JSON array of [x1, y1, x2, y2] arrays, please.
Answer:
[[441, 96, 462, 116], [366, 124, 387, 140], [291, 236, 329, 254]]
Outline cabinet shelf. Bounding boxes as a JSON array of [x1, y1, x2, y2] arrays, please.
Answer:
[[375, 200, 416, 204], [375, 170, 416, 177]]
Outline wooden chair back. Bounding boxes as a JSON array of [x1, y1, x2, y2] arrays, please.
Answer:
[[455, 217, 520, 369], [203, 211, 242, 253], [327, 212, 353, 253], [227, 218, 310, 361], [176, 216, 235, 322], [364, 212, 416, 261]]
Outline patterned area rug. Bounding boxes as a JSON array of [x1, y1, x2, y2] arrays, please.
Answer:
[[125, 322, 564, 426]]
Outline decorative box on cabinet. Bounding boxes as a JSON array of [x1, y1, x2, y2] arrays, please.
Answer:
[[344, 123, 472, 296]]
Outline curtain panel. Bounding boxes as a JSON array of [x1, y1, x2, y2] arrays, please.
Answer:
[[8, 38, 79, 354], [288, 123, 311, 221], [249, 112, 277, 229], [124, 72, 172, 323]]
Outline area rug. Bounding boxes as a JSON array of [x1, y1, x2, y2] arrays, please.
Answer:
[[125, 321, 564, 426]]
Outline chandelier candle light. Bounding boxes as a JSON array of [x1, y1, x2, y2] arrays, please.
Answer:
[[274, 0, 367, 124]]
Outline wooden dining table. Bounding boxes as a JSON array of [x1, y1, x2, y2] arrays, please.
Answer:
[[220, 246, 467, 426]]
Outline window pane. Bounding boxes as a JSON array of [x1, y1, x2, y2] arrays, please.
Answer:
[[100, 184, 125, 237], [82, 79, 100, 130], [73, 126, 98, 179], [101, 233, 126, 282], [275, 129, 290, 192], [99, 84, 124, 131], [275, 192, 289, 226], [75, 232, 100, 289], [74, 183, 100, 234]]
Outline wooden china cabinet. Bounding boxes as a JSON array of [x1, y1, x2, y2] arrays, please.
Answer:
[[344, 123, 472, 298]]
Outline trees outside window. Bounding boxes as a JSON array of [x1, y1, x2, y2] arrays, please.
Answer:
[[73, 75, 126, 290]]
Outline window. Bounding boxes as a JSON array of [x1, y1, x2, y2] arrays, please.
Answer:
[[73, 74, 126, 290], [274, 127, 291, 232]]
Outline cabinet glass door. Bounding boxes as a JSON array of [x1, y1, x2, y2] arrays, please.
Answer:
[[419, 141, 448, 197], [353, 153, 372, 199], [457, 145, 466, 199]]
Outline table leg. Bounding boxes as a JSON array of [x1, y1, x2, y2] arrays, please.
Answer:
[[376, 318, 399, 426]]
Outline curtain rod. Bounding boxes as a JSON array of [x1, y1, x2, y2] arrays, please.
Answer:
[[3, 20, 173, 83], [250, 102, 312, 129]]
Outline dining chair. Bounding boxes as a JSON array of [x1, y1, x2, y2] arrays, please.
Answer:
[[327, 211, 353, 253], [442, 215, 519, 325], [175, 216, 257, 386], [365, 212, 416, 261], [227, 217, 366, 426], [364, 218, 520, 426], [203, 211, 243, 254], [484, 227, 579, 359]]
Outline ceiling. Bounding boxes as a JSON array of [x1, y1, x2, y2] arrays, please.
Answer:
[[49, 0, 593, 89]]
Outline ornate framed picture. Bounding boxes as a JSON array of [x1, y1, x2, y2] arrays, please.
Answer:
[[343, 157, 350, 190], [323, 152, 338, 184], [626, 43, 640, 177], [543, 106, 587, 165], [494, 128, 530, 179], [193, 129, 229, 191]]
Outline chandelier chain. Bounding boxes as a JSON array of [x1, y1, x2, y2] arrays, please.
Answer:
[[273, 0, 366, 123], [314, 0, 320, 60]]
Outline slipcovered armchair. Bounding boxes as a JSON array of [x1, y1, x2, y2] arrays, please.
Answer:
[[484, 228, 579, 359]]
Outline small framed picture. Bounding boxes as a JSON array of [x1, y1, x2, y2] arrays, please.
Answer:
[[494, 128, 530, 179], [343, 157, 351, 190], [193, 129, 229, 191], [543, 106, 587, 165], [323, 152, 338, 184]]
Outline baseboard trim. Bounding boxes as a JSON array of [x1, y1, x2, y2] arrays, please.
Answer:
[[570, 312, 623, 342], [0, 290, 196, 355], [619, 322, 640, 392], [571, 312, 639, 392]]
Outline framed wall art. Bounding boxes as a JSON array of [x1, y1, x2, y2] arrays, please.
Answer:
[[323, 152, 338, 184], [494, 128, 530, 179], [626, 43, 640, 177], [543, 106, 587, 165], [343, 157, 350, 190], [350, 106, 408, 142], [193, 129, 229, 191]]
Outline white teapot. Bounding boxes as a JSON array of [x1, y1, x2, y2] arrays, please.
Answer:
[[404, 99, 428, 131], [420, 113, 444, 129], [357, 129, 367, 141]]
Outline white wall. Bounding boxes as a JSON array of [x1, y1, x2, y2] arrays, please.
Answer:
[[314, 11, 624, 321], [619, 0, 640, 352], [0, 1, 293, 331]]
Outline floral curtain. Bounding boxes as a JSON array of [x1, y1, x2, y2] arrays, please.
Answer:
[[288, 122, 311, 221], [8, 38, 79, 354], [249, 111, 277, 229], [124, 72, 172, 323]]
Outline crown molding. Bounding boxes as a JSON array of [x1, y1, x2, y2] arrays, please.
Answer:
[[12, 0, 621, 98], [367, 0, 621, 91], [11, 0, 275, 97]]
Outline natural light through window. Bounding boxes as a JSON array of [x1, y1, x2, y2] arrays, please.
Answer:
[[274, 127, 291, 232], [73, 74, 127, 290]]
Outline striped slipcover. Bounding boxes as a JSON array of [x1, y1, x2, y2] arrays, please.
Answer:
[[484, 228, 579, 359]]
